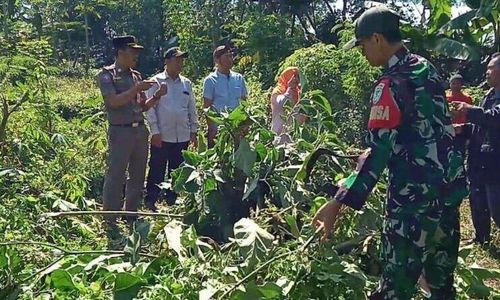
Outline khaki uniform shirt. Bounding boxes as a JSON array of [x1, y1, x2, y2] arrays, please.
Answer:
[[97, 63, 145, 125]]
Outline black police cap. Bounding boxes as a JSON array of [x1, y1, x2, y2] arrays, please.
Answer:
[[163, 47, 188, 59], [112, 35, 144, 50]]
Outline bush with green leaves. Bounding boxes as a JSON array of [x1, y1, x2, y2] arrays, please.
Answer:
[[278, 43, 380, 145]]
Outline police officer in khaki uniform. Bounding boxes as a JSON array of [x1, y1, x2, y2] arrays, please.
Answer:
[[97, 35, 167, 239]]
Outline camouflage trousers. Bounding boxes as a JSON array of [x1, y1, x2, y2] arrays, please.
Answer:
[[370, 206, 460, 300]]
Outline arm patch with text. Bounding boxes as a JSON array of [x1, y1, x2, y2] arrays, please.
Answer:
[[368, 79, 401, 129]]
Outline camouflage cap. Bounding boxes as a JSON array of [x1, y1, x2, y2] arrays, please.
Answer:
[[344, 6, 401, 50]]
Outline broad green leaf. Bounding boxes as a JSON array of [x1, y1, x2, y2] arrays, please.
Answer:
[[105, 262, 133, 273], [310, 90, 332, 115], [52, 199, 78, 211], [124, 231, 141, 265], [81, 111, 105, 128], [285, 214, 301, 239], [51, 269, 77, 290], [243, 176, 259, 200], [468, 282, 492, 298], [235, 138, 257, 177], [84, 254, 121, 272], [183, 150, 204, 166], [428, 37, 472, 60], [428, 0, 451, 31], [206, 108, 224, 125], [213, 169, 226, 183], [186, 170, 200, 183], [255, 142, 267, 160], [296, 146, 344, 182], [441, 9, 477, 31], [258, 282, 282, 298], [134, 221, 151, 241], [231, 281, 264, 300], [299, 71, 309, 93], [232, 218, 274, 268], [0, 247, 7, 269], [469, 263, 500, 280], [197, 131, 208, 153], [228, 105, 248, 127], [172, 166, 195, 192], [114, 272, 143, 291], [458, 244, 474, 259], [142, 257, 167, 279], [204, 176, 217, 192], [113, 272, 144, 300]]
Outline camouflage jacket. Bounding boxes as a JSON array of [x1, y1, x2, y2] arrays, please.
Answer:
[[334, 47, 466, 216]]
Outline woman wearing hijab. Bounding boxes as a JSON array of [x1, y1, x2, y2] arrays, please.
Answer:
[[270, 67, 306, 144]]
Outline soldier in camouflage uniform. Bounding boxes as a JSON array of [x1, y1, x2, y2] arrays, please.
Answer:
[[97, 36, 167, 240], [312, 6, 467, 299]]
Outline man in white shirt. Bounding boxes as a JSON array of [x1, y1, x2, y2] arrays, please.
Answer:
[[202, 45, 248, 147], [144, 47, 198, 211]]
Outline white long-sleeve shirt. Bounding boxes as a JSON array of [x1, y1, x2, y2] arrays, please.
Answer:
[[146, 71, 198, 143]]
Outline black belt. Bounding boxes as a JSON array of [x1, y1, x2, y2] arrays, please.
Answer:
[[110, 121, 144, 128]]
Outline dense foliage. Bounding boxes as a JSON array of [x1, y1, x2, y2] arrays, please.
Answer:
[[1, 0, 500, 299], [279, 42, 379, 144]]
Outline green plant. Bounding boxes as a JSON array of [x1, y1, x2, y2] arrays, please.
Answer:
[[278, 43, 380, 145]]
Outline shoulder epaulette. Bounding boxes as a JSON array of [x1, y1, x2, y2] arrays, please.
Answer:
[[103, 64, 115, 71]]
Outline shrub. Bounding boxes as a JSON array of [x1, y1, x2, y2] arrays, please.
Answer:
[[278, 43, 380, 145]]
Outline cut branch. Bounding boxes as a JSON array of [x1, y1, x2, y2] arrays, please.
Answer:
[[217, 226, 323, 299], [0, 240, 158, 258], [41, 210, 184, 219], [0, 240, 158, 285]]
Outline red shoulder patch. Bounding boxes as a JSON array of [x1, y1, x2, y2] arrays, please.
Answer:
[[368, 79, 401, 129]]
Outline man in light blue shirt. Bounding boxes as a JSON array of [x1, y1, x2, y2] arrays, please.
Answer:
[[203, 45, 248, 147]]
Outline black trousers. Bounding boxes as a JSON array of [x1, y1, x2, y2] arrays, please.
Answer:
[[145, 141, 189, 205], [469, 181, 500, 242]]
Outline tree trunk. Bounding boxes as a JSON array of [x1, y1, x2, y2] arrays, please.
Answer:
[[305, 12, 316, 32], [495, 19, 500, 52], [0, 97, 8, 144], [2, 0, 8, 37], [342, 0, 348, 20], [323, 0, 335, 17], [296, 13, 314, 39], [84, 13, 90, 65], [0, 91, 30, 144]]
